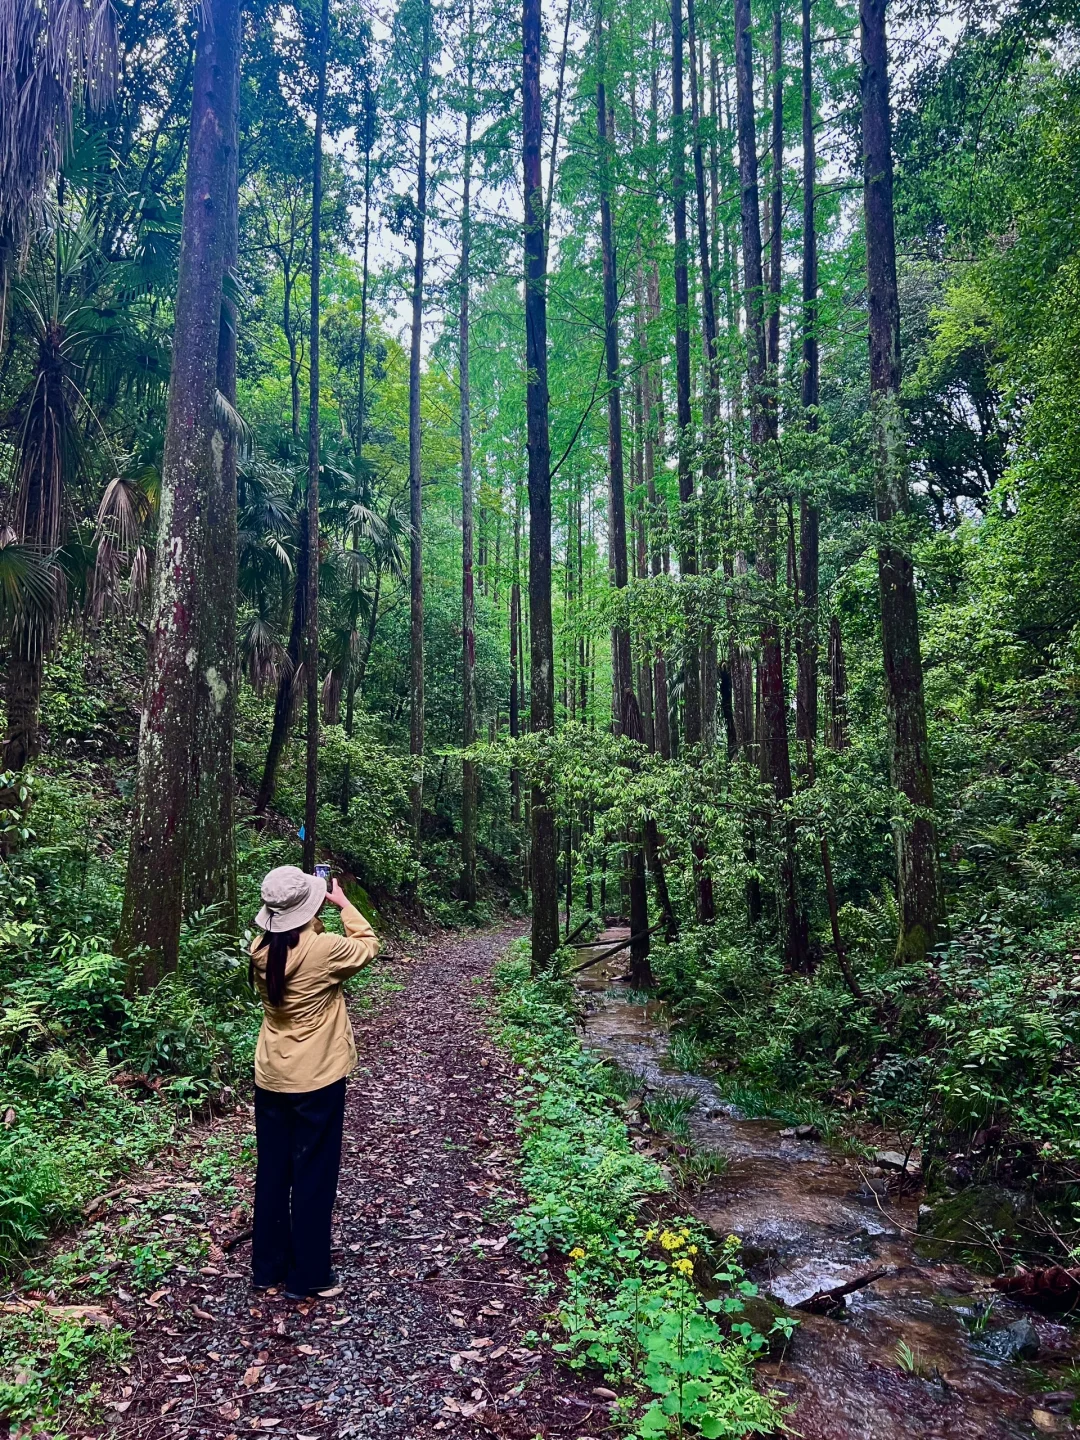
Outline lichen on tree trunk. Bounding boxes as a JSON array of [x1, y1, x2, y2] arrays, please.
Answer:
[[119, 0, 240, 988], [184, 46, 240, 930]]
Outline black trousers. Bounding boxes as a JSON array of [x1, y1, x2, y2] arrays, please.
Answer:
[[252, 1077, 346, 1294]]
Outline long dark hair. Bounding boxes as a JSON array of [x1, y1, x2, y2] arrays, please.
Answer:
[[251, 927, 303, 1007]]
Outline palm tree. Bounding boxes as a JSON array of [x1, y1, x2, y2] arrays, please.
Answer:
[[0, 0, 116, 346], [4, 215, 164, 768]]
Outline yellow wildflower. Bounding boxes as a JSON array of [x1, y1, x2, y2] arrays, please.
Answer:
[[673, 1257, 695, 1277], [659, 1229, 684, 1250], [688, 1245, 698, 1255], [644, 1227, 658, 1241], [569, 1247, 586, 1260]]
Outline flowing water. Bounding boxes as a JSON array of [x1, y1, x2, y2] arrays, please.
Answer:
[[573, 930, 1078, 1439]]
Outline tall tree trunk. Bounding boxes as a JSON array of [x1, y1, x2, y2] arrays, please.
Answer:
[[767, 0, 783, 378], [339, 102, 375, 815], [670, 0, 701, 748], [460, 4, 477, 906], [734, 0, 808, 971], [644, 274, 671, 761], [688, 0, 721, 764], [353, 94, 375, 459], [544, 0, 574, 252], [3, 649, 41, 773], [597, 14, 650, 983], [510, 484, 522, 829], [120, 0, 240, 985], [523, 0, 559, 971], [796, 0, 819, 744], [302, 0, 329, 875], [826, 613, 849, 750], [409, 1, 432, 846], [284, 277, 301, 442], [597, 49, 633, 719], [861, 0, 940, 959], [255, 539, 307, 816], [185, 26, 240, 926]]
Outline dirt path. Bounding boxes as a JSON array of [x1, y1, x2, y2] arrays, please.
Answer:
[[102, 926, 612, 1440]]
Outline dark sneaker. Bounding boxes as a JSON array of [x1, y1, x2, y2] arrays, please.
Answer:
[[284, 1269, 339, 1300]]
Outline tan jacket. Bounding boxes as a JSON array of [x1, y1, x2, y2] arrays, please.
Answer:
[[250, 902, 379, 1093]]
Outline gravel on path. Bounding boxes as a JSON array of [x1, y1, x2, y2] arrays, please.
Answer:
[[102, 925, 614, 1440]]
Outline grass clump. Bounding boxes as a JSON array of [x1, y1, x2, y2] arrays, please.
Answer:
[[492, 943, 784, 1438]]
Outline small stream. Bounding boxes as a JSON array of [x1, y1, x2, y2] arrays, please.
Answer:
[[573, 930, 1078, 1439]]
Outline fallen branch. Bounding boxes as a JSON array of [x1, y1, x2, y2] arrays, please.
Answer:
[[565, 921, 664, 975], [561, 917, 595, 947], [83, 1185, 125, 1216], [993, 1265, 1080, 1309], [221, 1226, 253, 1252], [794, 1268, 887, 1313]]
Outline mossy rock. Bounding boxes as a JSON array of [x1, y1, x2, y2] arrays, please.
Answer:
[[727, 1293, 793, 1359], [915, 1185, 1032, 1267], [344, 877, 377, 921]]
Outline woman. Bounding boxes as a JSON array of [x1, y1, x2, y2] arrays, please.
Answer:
[[249, 864, 379, 1298]]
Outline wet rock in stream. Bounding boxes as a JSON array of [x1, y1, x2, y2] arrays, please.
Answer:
[[573, 934, 1080, 1440], [981, 1317, 1042, 1362]]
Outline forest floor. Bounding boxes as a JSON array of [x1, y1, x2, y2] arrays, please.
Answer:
[[46, 924, 614, 1440]]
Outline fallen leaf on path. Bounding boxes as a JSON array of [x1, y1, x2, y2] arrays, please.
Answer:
[[592, 1386, 619, 1400], [147, 1289, 169, 1306], [331, 1315, 351, 1326], [108, 1400, 131, 1412], [442, 1396, 487, 1417], [193, 1307, 214, 1321], [1, 1301, 113, 1327], [297, 1344, 319, 1356], [242, 1365, 264, 1387]]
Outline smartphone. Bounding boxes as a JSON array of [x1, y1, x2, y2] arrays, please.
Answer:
[[315, 863, 331, 886]]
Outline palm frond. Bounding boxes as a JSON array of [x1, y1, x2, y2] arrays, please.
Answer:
[[321, 665, 343, 726], [0, 0, 117, 253], [239, 614, 285, 696], [214, 389, 253, 455], [0, 537, 57, 637]]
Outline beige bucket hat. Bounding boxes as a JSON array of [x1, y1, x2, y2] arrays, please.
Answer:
[[255, 865, 327, 932]]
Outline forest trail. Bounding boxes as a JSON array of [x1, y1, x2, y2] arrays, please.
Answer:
[[101, 927, 609, 1440], [577, 931, 1079, 1440]]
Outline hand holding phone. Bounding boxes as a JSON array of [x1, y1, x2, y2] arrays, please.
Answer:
[[324, 877, 347, 909]]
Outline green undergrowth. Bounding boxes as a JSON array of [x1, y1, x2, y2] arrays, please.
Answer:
[[0, 1306, 131, 1438], [653, 906, 1080, 1172], [492, 943, 784, 1438]]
